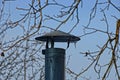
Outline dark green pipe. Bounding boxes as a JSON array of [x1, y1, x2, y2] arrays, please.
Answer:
[[43, 48, 65, 80]]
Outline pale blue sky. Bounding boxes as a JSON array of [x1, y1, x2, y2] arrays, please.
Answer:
[[0, 0, 120, 80]]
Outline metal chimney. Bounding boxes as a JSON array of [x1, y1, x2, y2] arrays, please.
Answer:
[[35, 30, 80, 80]]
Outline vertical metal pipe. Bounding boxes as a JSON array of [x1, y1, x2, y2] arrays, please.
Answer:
[[43, 48, 65, 80]]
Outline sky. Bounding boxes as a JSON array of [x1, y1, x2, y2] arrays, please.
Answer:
[[0, 0, 120, 80]]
